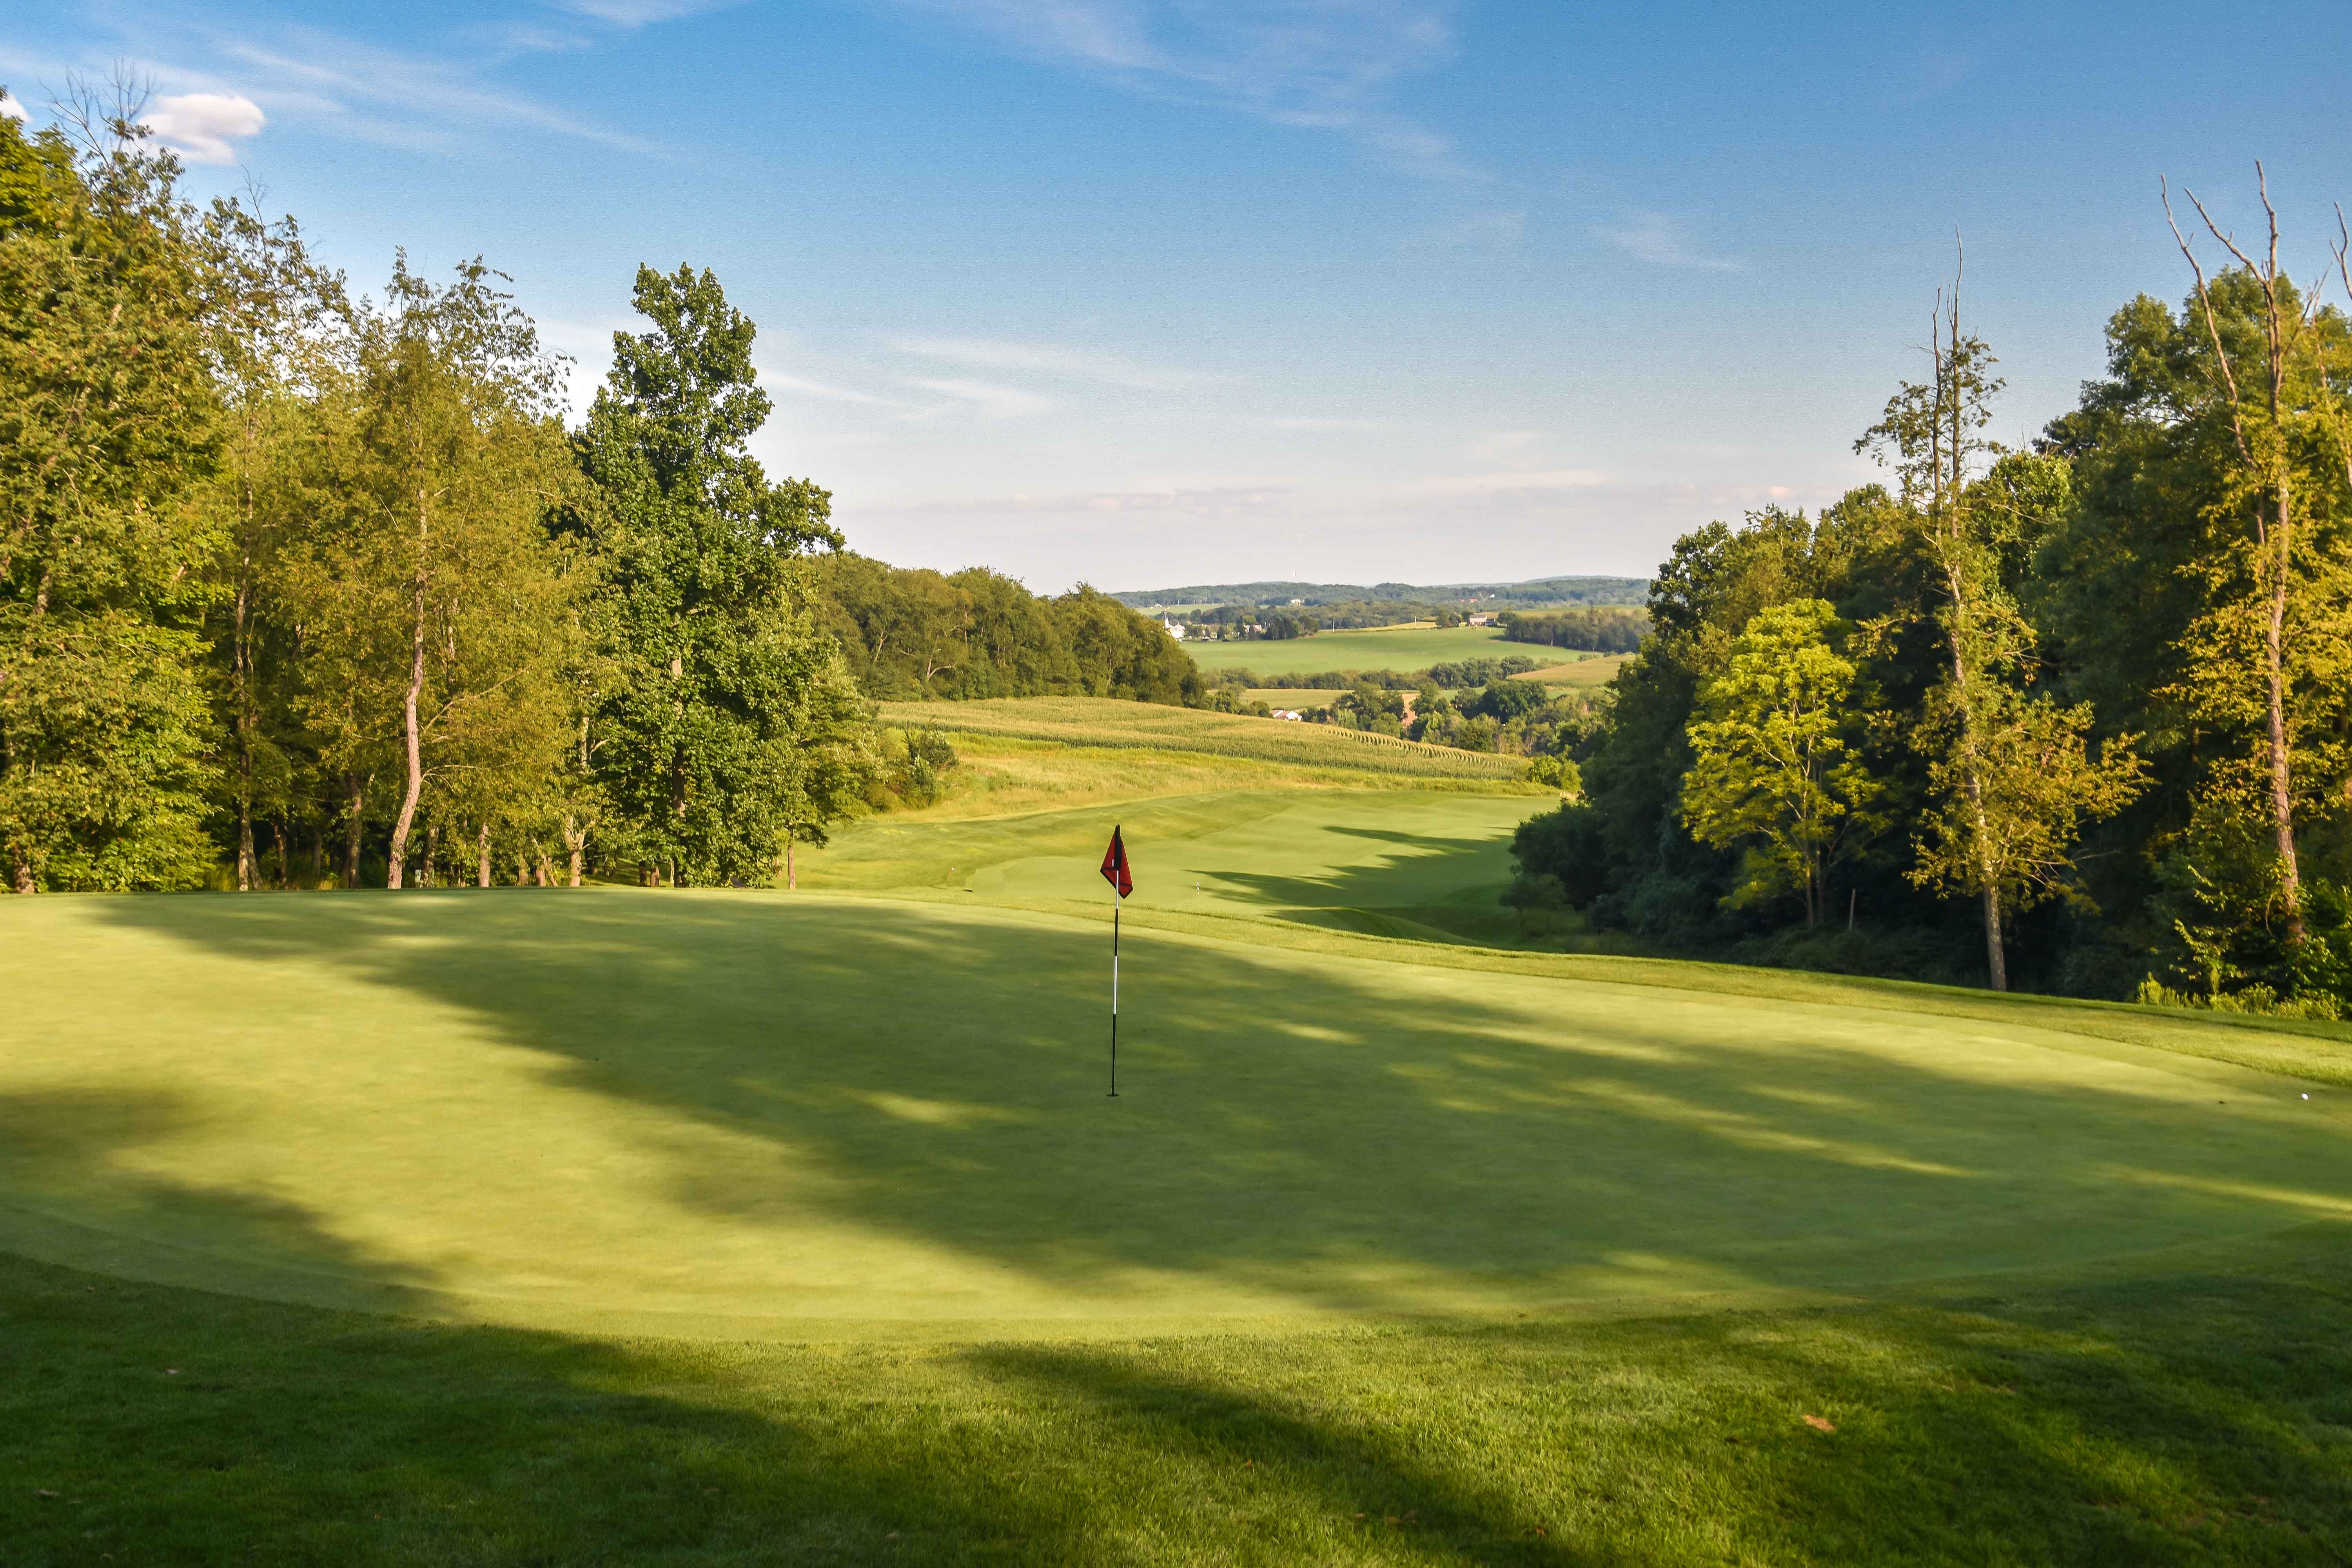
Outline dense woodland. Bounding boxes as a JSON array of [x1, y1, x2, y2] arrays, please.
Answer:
[[1498, 606, 1650, 653], [0, 95, 1189, 893], [1517, 200, 2352, 1011]]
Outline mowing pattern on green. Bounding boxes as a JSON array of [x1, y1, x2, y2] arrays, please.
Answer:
[[874, 697, 1527, 778], [4, 893, 2349, 1341]]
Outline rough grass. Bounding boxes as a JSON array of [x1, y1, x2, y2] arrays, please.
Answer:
[[875, 697, 1531, 780]]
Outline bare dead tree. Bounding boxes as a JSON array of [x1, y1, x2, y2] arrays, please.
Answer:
[[2164, 166, 2323, 940]]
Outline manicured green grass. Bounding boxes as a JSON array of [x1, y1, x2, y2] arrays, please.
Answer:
[[6, 889, 2350, 1341], [8, 758, 2352, 1561], [1185, 624, 1517, 676], [875, 696, 1530, 780], [6, 1211, 2351, 1563]]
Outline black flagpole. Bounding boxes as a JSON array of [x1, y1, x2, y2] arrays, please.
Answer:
[[1108, 896, 1120, 1097]]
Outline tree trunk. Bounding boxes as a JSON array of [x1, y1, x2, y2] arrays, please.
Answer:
[[563, 814, 584, 888], [233, 560, 255, 893], [343, 776, 364, 889], [2264, 492, 2303, 937], [272, 821, 289, 889], [786, 832, 796, 891], [477, 822, 492, 888], [535, 852, 552, 888], [423, 823, 437, 889], [386, 580, 427, 889], [11, 851, 33, 895], [1981, 885, 2007, 991]]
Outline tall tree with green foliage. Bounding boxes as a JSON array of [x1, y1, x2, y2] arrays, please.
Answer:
[[1681, 599, 1881, 928], [199, 195, 350, 890], [284, 256, 581, 890], [572, 263, 866, 886], [0, 91, 221, 893], [1858, 272, 2147, 987], [2156, 173, 2352, 946]]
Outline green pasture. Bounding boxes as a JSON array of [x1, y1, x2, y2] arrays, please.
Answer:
[[1185, 623, 1516, 675], [8, 723, 2352, 1561], [1515, 653, 1629, 688]]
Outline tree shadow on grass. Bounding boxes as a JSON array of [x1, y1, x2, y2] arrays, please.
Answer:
[[65, 891, 2352, 1327], [8, 1240, 2346, 1564], [0, 1087, 443, 1314]]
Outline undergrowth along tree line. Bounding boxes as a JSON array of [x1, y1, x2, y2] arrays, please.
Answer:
[[1517, 185, 2352, 1010], [0, 88, 1196, 893]]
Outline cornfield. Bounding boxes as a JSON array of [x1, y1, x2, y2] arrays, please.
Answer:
[[874, 697, 1531, 780]]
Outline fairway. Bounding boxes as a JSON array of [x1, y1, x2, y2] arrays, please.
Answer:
[[10, 762, 2352, 1564], [1185, 623, 1518, 675], [5, 878, 2349, 1339]]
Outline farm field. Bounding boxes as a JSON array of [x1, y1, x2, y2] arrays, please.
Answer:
[[1515, 653, 1630, 688], [7, 706, 2352, 1562], [1185, 622, 1517, 675]]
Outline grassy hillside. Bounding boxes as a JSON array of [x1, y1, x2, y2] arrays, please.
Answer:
[[8, 740, 2352, 1563], [1184, 623, 1515, 676], [6, 892, 2349, 1338], [875, 696, 1530, 780]]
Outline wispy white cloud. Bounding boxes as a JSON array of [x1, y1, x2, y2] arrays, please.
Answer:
[[36, 5, 665, 158], [1272, 415, 1386, 432], [1591, 211, 1747, 273], [886, 332, 1211, 393], [0, 90, 27, 122], [909, 377, 1057, 419], [1466, 430, 1546, 462], [214, 24, 650, 152], [549, 0, 747, 25], [761, 370, 893, 407], [144, 90, 264, 163], [871, 0, 1475, 179], [1408, 207, 1524, 249], [1408, 468, 1614, 495]]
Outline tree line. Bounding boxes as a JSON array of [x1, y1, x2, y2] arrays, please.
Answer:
[[1496, 607, 1650, 654], [0, 91, 1189, 895], [1516, 189, 2352, 1011], [810, 555, 1200, 704]]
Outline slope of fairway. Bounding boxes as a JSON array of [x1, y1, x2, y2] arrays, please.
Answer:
[[1185, 624, 1515, 676], [799, 788, 1529, 910], [875, 696, 1528, 779], [4, 891, 2349, 1343]]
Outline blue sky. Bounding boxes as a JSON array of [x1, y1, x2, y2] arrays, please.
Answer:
[[6, 2, 2350, 590]]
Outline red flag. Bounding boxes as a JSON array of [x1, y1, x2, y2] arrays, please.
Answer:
[[1100, 825, 1132, 898]]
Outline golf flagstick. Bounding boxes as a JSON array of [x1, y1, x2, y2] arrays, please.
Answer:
[[1110, 890, 1119, 1097], [1099, 825, 1132, 1097]]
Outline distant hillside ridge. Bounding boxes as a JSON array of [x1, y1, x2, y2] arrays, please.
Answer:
[[1113, 575, 1650, 610]]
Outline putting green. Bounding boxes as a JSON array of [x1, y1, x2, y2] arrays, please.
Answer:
[[4, 883, 2348, 1341]]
